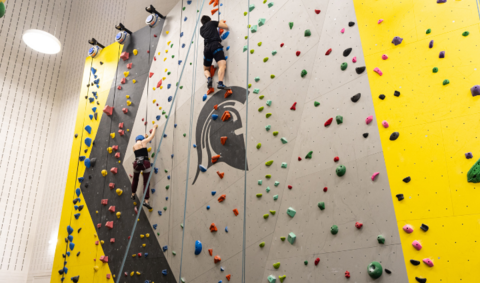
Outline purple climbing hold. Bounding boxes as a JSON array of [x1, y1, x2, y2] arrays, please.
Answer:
[[392, 36, 403, 46], [439, 51, 445, 58], [466, 152, 473, 159], [471, 85, 480, 96], [429, 40, 434, 48], [437, 0, 446, 3]]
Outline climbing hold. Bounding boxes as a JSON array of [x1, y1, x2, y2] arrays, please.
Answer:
[[341, 28, 345, 33], [256, 143, 261, 149], [443, 79, 450, 85], [403, 224, 414, 233], [258, 106, 264, 112], [439, 51, 445, 58], [263, 57, 269, 62], [378, 19, 384, 24], [270, 74, 275, 79], [318, 202, 325, 210], [423, 258, 434, 267], [251, 25, 258, 33], [218, 194, 226, 202], [268, 2, 274, 8], [287, 232, 296, 244], [351, 93, 361, 102], [265, 160, 274, 166], [396, 194, 404, 201], [420, 224, 429, 232], [120, 52, 129, 61], [272, 50, 277, 55], [301, 69, 307, 77], [367, 261, 383, 279], [281, 137, 288, 144], [340, 62, 348, 71], [289, 22, 294, 29], [343, 48, 352, 57], [392, 36, 403, 45], [382, 121, 389, 128], [258, 18, 266, 27], [257, 193, 263, 198], [330, 225, 338, 235], [352, 56, 357, 63], [314, 101, 320, 107], [263, 214, 269, 219], [259, 242, 265, 248], [336, 165, 346, 177], [412, 240, 422, 250], [410, 259, 420, 266], [426, 28, 431, 34], [267, 275, 276, 283], [266, 113, 272, 118], [325, 48, 332, 55], [385, 269, 392, 274], [304, 29, 311, 37], [390, 132, 400, 141], [286, 207, 296, 217], [355, 222, 363, 229], [356, 66, 366, 74], [382, 54, 388, 60], [371, 172, 379, 181], [290, 102, 297, 110], [101, 170, 107, 177], [377, 235, 385, 244], [324, 117, 333, 127], [336, 115, 343, 124]]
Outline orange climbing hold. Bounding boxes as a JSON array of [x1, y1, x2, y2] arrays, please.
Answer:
[[233, 208, 239, 216], [224, 89, 233, 98], [209, 0, 215, 4], [217, 171, 224, 179], [214, 255, 221, 263], [214, 104, 218, 110], [207, 88, 215, 95], [219, 28, 224, 35], [226, 274, 231, 281], [213, 0, 219, 7], [218, 194, 226, 202], [210, 65, 216, 77], [212, 155, 220, 163], [211, 8, 218, 15], [221, 111, 231, 121], [221, 136, 227, 145], [210, 223, 218, 232], [208, 249, 213, 256]]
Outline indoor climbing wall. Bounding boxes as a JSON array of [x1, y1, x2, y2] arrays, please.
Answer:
[[353, 0, 480, 282]]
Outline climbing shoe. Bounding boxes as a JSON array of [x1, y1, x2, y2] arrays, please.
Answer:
[[131, 194, 136, 200], [207, 78, 213, 89], [217, 81, 228, 89], [143, 202, 153, 210]]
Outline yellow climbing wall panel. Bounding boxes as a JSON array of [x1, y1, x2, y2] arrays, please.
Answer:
[[354, 0, 480, 281], [50, 43, 122, 283]]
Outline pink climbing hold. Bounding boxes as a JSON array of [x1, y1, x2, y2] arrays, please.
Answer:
[[149, 72, 154, 78], [118, 130, 125, 136], [121, 78, 126, 84], [352, 56, 357, 63], [412, 240, 422, 250], [110, 167, 118, 174], [374, 67, 383, 76], [403, 224, 414, 233], [371, 172, 379, 181], [382, 54, 388, 60], [106, 221, 113, 229], [106, 274, 111, 279], [382, 121, 389, 128], [423, 258, 434, 267], [290, 102, 297, 110], [117, 86, 122, 90], [122, 108, 128, 114], [112, 145, 118, 151], [108, 206, 115, 212], [315, 257, 320, 265], [115, 152, 120, 158], [109, 183, 115, 189], [120, 52, 129, 61], [378, 19, 384, 24], [101, 199, 108, 205], [365, 115, 373, 124], [100, 255, 109, 263], [157, 80, 162, 88], [110, 238, 115, 243], [103, 105, 114, 116], [127, 63, 132, 69], [119, 122, 124, 129], [341, 28, 345, 33]]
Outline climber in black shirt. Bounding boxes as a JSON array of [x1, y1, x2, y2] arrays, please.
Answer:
[[200, 15, 229, 90]]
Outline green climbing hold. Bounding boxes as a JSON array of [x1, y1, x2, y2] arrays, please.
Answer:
[[251, 25, 258, 33], [164, 206, 167, 211], [151, 153, 155, 158], [256, 143, 261, 149], [304, 261, 308, 265], [266, 187, 270, 193], [257, 193, 263, 198], [330, 225, 338, 235], [280, 236, 286, 241], [245, 36, 248, 39], [267, 275, 276, 283], [367, 261, 383, 279], [265, 160, 274, 166], [263, 57, 269, 62], [273, 194, 278, 200], [253, 88, 260, 94], [463, 31, 470, 36], [167, 71, 171, 75], [301, 69, 307, 78], [250, 49, 255, 54], [314, 101, 320, 107], [433, 67, 438, 73], [443, 79, 450, 85], [426, 28, 431, 34], [270, 210, 276, 215], [286, 207, 296, 217], [179, 86, 183, 89], [249, 4, 255, 12], [164, 169, 168, 173], [166, 185, 170, 190], [281, 137, 288, 144], [258, 42, 262, 47], [266, 100, 272, 106], [183, 7, 185, 10], [244, 12, 248, 16], [270, 74, 275, 79], [377, 235, 385, 244], [264, 214, 269, 219], [336, 115, 343, 124], [243, 46, 248, 52], [273, 262, 280, 269], [318, 202, 325, 210], [273, 131, 279, 136], [268, 2, 274, 8], [287, 232, 296, 244], [255, 77, 260, 82], [336, 165, 346, 176], [341, 62, 348, 71], [258, 106, 264, 112], [258, 180, 263, 185], [289, 22, 294, 29], [263, 0, 267, 3], [265, 125, 271, 131], [272, 50, 277, 55], [259, 242, 265, 247], [258, 18, 266, 27], [259, 95, 264, 99], [265, 174, 271, 179], [274, 181, 280, 187], [266, 113, 272, 118], [305, 151, 313, 159], [467, 158, 480, 183], [281, 162, 287, 168], [172, 251, 176, 255], [304, 29, 311, 37], [183, 133, 186, 137], [248, 83, 252, 88]]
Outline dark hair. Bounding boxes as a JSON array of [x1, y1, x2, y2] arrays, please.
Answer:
[[201, 15, 211, 25]]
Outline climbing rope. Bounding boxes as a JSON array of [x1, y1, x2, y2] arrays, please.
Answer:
[[115, 0, 207, 281]]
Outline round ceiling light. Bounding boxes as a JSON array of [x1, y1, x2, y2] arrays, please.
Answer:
[[22, 29, 61, 54]]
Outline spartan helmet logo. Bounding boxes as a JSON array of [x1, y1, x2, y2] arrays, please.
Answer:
[[193, 86, 248, 184]]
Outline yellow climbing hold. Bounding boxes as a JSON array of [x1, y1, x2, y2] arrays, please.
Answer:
[[116, 188, 123, 196], [124, 71, 129, 77], [147, 147, 152, 152], [140, 234, 145, 238], [158, 52, 160, 55], [100, 240, 104, 244], [146, 233, 150, 237], [130, 271, 134, 276], [142, 244, 146, 247], [110, 133, 115, 139], [133, 49, 138, 55], [136, 271, 141, 275], [163, 77, 166, 80], [153, 99, 156, 103], [167, 41, 171, 45], [127, 100, 132, 106], [107, 147, 113, 153], [165, 50, 169, 53], [94, 266, 99, 271], [116, 212, 121, 218], [164, 58, 167, 61], [153, 87, 156, 90], [126, 95, 130, 99], [165, 69, 168, 72], [132, 79, 136, 84], [160, 86, 163, 89]]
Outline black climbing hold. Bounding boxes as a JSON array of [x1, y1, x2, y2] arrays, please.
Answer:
[[403, 176, 411, 183], [91, 83, 94, 86], [415, 277, 427, 283], [71, 275, 80, 283], [86, 84, 89, 88], [92, 140, 95, 145], [62, 254, 66, 258], [410, 260, 420, 266], [363, 133, 369, 138], [343, 48, 352, 57], [390, 132, 400, 141], [385, 269, 391, 274], [351, 93, 361, 102], [394, 90, 400, 97], [65, 238, 68, 243], [88, 175, 92, 179], [100, 61, 103, 65], [59, 269, 64, 275], [90, 158, 96, 167], [396, 194, 404, 201], [420, 224, 429, 232], [96, 101, 100, 105], [84, 149, 88, 153], [348, 21, 355, 27], [77, 228, 82, 233], [379, 94, 385, 100], [78, 205, 84, 211], [75, 134, 78, 138], [355, 67, 366, 74], [73, 199, 78, 204], [84, 184, 88, 188], [76, 251, 80, 256], [84, 96, 88, 99], [94, 112, 98, 120]]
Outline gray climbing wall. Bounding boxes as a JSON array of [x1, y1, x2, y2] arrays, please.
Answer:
[[123, 0, 409, 281]]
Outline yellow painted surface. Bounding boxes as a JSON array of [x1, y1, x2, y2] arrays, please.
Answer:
[[51, 43, 122, 283], [354, 0, 480, 281]]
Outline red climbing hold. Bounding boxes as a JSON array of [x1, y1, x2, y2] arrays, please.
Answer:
[[218, 194, 226, 202], [324, 117, 333, 127], [117, 86, 122, 90], [355, 222, 363, 229], [290, 102, 297, 110], [154, 56, 156, 61], [127, 63, 132, 69], [110, 167, 118, 174], [325, 48, 332, 55], [101, 199, 108, 205], [103, 105, 114, 116], [121, 78, 126, 84], [217, 171, 224, 179], [323, 187, 328, 192], [119, 122, 124, 129], [233, 208, 239, 216], [109, 183, 115, 189], [106, 221, 113, 229], [221, 136, 227, 145], [149, 72, 154, 78], [137, 253, 142, 257], [334, 156, 339, 162], [315, 9, 321, 14], [211, 8, 218, 15], [210, 223, 218, 232], [296, 51, 301, 56], [214, 255, 221, 263], [115, 152, 120, 158], [134, 206, 138, 214], [100, 255, 109, 263], [110, 238, 115, 243], [122, 108, 128, 114], [112, 145, 118, 151], [280, 43, 284, 47], [120, 52, 129, 61], [225, 89, 233, 98], [345, 271, 350, 278], [142, 118, 145, 121], [208, 249, 213, 256], [118, 130, 125, 136], [157, 80, 162, 88], [108, 206, 115, 212], [298, 157, 302, 161], [315, 257, 320, 266], [207, 88, 215, 95], [212, 155, 220, 163], [214, 104, 218, 110], [97, 223, 102, 228], [221, 111, 231, 121], [226, 274, 231, 281], [210, 65, 216, 77], [154, 34, 157, 37], [288, 185, 292, 189]]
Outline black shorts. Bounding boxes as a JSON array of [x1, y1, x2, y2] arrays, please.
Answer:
[[204, 41, 226, 67]]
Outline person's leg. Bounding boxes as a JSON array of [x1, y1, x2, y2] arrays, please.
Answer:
[[204, 66, 213, 88], [131, 163, 140, 200], [213, 47, 227, 89], [141, 161, 152, 209], [217, 60, 226, 82]]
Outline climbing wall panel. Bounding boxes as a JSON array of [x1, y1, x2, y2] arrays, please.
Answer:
[[353, 0, 480, 282]]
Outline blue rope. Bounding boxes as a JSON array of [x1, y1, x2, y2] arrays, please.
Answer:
[[178, 0, 201, 280], [115, 0, 207, 280]]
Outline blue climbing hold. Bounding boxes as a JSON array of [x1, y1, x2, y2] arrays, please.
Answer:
[[154, 167, 159, 174], [174, 124, 177, 128], [68, 235, 73, 242], [93, 79, 100, 84], [84, 138, 92, 147], [207, 205, 210, 210], [163, 245, 168, 252], [151, 189, 156, 193], [220, 267, 224, 271], [203, 94, 207, 101], [158, 211, 163, 216], [167, 175, 171, 180], [64, 267, 68, 274], [212, 114, 219, 120], [91, 67, 97, 75], [226, 46, 230, 51], [162, 270, 167, 276], [75, 188, 81, 197], [69, 243, 75, 251], [168, 96, 173, 102], [92, 107, 97, 112], [153, 224, 157, 230], [211, 191, 216, 196], [221, 31, 230, 40], [165, 197, 168, 200], [180, 32, 184, 37], [74, 205, 78, 210], [92, 91, 97, 97], [156, 115, 161, 121], [199, 165, 207, 172], [145, 253, 148, 257], [182, 43, 185, 48], [67, 226, 74, 234], [187, 0, 192, 4], [167, 84, 171, 89], [89, 97, 94, 103], [85, 125, 91, 134], [88, 114, 93, 120], [78, 177, 84, 183], [220, 3, 223, 5], [163, 134, 167, 138], [184, 17, 188, 21], [225, 226, 228, 232], [171, 154, 174, 158], [84, 158, 91, 168], [79, 156, 85, 161], [225, 56, 228, 60], [178, 60, 182, 65], [219, 281, 223, 283], [195, 240, 203, 255], [74, 213, 80, 219], [193, 144, 197, 148]]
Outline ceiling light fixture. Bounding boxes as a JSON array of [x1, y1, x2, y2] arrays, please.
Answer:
[[22, 29, 61, 54]]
